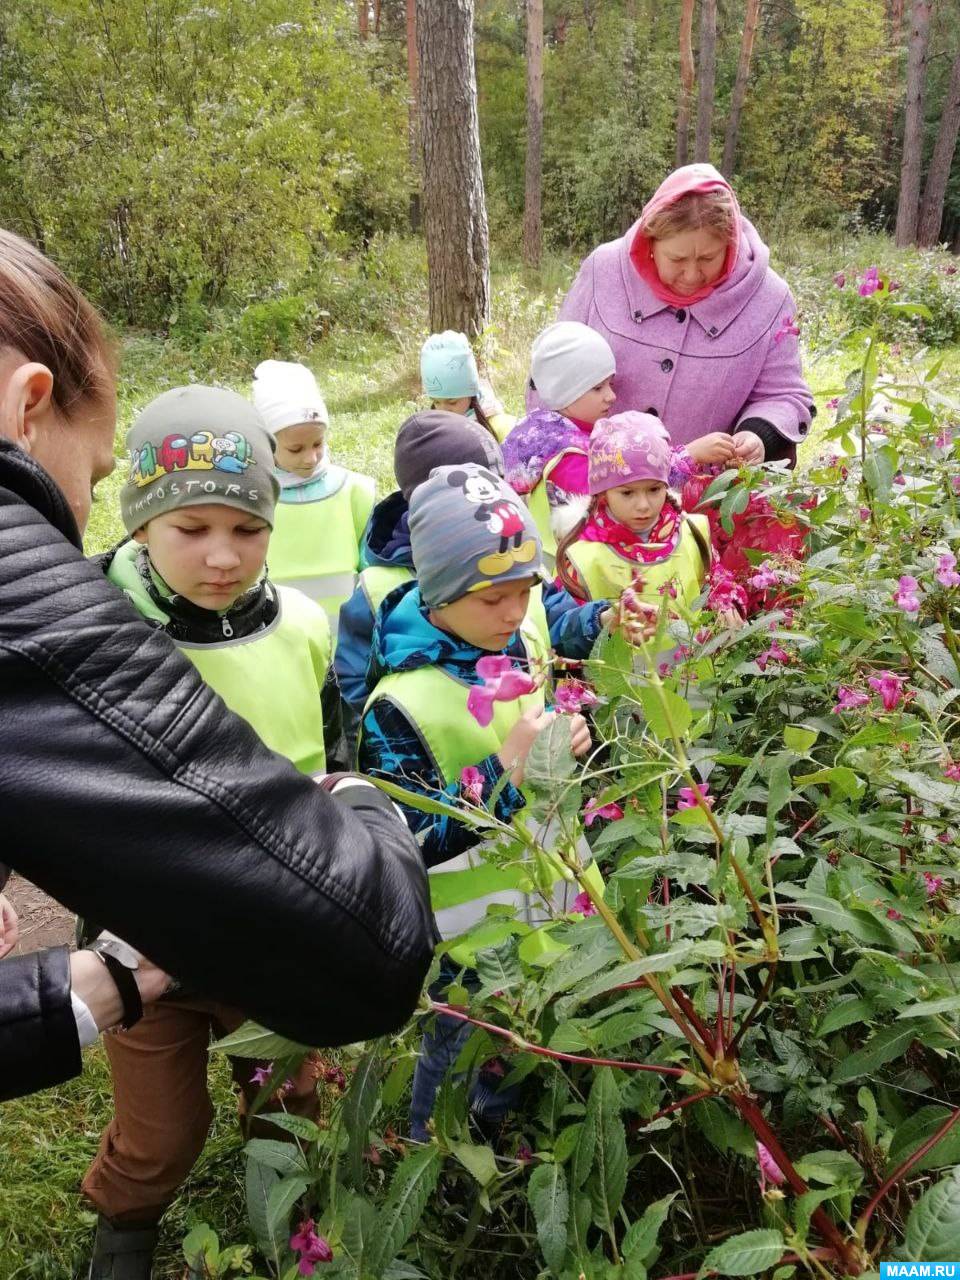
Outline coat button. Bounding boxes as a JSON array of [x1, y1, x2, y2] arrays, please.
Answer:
[[709, 325, 718, 336], [633, 309, 643, 321], [675, 308, 687, 322], [660, 358, 673, 373], [645, 407, 659, 416]]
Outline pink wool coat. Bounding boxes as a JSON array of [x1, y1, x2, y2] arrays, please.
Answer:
[[555, 216, 814, 451]]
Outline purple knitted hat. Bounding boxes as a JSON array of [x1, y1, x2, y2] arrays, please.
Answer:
[[588, 412, 672, 495]]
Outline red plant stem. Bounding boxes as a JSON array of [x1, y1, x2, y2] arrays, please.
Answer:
[[727, 957, 736, 1043], [716, 962, 727, 1053], [657, 1249, 837, 1280], [731, 1093, 860, 1273], [856, 1105, 960, 1238], [639, 1089, 713, 1127], [793, 813, 819, 840], [670, 986, 714, 1047], [428, 1002, 687, 1077], [727, 961, 778, 1055]]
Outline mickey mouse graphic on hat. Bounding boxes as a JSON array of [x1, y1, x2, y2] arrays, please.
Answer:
[[446, 467, 538, 575]]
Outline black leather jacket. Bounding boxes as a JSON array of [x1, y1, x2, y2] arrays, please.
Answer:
[[0, 440, 434, 1100]]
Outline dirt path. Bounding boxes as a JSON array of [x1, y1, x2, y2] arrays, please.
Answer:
[[4, 873, 76, 952]]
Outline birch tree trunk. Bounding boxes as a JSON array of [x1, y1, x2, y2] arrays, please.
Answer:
[[523, 0, 544, 267], [417, 0, 490, 337]]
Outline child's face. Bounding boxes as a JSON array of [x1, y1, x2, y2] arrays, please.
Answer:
[[274, 422, 326, 476], [604, 480, 668, 533], [432, 396, 472, 416], [560, 376, 616, 425], [430, 576, 535, 651], [134, 504, 271, 610]]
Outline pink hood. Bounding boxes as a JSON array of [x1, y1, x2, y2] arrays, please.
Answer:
[[631, 163, 742, 308]]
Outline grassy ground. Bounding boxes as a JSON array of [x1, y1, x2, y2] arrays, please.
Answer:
[[6, 235, 960, 1279]]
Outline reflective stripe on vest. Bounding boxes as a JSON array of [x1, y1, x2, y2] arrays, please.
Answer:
[[565, 514, 710, 607], [268, 472, 375, 635], [107, 543, 331, 775], [359, 564, 414, 615], [525, 447, 588, 569], [364, 621, 593, 964]]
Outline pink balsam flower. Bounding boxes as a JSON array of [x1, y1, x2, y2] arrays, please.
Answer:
[[460, 766, 484, 805], [584, 798, 625, 827], [773, 314, 801, 345], [923, 872, 945, 897], [757, 1141, 786, 1192], [756, 641, 790, 671], [868, 670, 907, 711], [571, 891, 598, 917], [677, 783, 713, 811], [936, 553, 960, 588], [858, 266, 882, 297], [554, 679, 599, 714], [894, 575, 921, 613], [832, 686, 870, 714], [290, 1220, 334, 1275], [467, 655, 537, 728], [944, 761, 960, 782]]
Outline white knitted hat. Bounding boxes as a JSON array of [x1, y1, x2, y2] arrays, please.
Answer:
[[529, 321, 616, 411], [252, 360, 329, 433]]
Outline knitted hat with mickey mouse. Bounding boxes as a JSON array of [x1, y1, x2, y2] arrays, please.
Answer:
[[409, 463, 542, 607]]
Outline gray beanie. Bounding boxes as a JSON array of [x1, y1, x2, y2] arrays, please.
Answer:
[[530, 320, 616, 412], [120, 385, 280, 534], [393, 410, 503, 501], [409, 463, 542, 608]]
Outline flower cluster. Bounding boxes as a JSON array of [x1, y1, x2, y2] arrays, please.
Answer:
[[894, 575, 921, 613], [466, 655, 538, 728], [290, 1219, 334, 1275], [937, 552, 960, 588], [460, 765, 484, 805], [554, 678, 600, 714], [756, 641, 791, 671], [773, 314, 801, 345], [583, 797, 624, 826], [677, 782, 713, 811]]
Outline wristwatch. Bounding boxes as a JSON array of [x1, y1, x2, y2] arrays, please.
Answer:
[[86, 933, 144, 1030]]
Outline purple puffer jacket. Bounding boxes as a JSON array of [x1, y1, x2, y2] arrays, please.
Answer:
[[554, 217, 814, 451]]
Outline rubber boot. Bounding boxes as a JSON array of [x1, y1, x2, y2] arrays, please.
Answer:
[[87, 1217, 159, 1280]]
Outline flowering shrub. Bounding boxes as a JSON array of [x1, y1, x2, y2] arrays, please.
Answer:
[[195, 274, 960, 1280]]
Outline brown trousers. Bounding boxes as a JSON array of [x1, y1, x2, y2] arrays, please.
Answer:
[[82, 997, 318, 1225]]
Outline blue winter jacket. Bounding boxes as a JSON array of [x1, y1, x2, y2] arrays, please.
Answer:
[[337, 490, 609, 754]]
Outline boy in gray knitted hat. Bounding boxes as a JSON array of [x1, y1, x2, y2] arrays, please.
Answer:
[[357, 462, 594, 1142], [85, 385, 339, 1254]]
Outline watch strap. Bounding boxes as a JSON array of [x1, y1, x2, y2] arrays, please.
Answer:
[[91, 947, 144, 1030]]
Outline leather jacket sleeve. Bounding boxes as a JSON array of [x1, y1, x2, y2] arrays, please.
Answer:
[[0, 479, 435, 1053], [0, 948, 81, 1101]]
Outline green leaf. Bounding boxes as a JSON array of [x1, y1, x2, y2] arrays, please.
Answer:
[[243, 1139, 308, 1178], [795, 767, 865, 799], [371, 775, 497, 827], [818, 996, 875, 1036], [832, 1022, 917, 1084], [692, 1100, 756, 1157], [899, 995, 960, 1019], [558, 947, 694, 1016], [699, 1229, 785, 1277], [793, 1149, 864, 1187], [888, 768, 959, 808], [182, 1224, 219, 1268], [887, 1107, 960, 1173], [525, 713, 579, 789], [553, 1123, 583, 1164], [367, 1146, 442, 1274], [450, 1140, 498, 1188], [784, 725, 818, 752], [587, 1068, 628, 1234], [475, 937, 524, 999], [343, 1045, 381, 1190], [863, 446, 896, 500], [905, 1167, 960, 1260], [338, 1190, 378, 1273], [265, 1174, 309, 1247], [210, 1020, 309, 1059], [638, 685, 693, 740], [528, 1161, 570, 1274], [244, 1157, 278, 1254], [257, 1112, 320, 1143], [623, 1192, 676, 1263]]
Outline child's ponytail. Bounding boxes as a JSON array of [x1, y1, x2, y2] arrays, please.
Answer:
[[554, 497, 598, 600], [469, 396, 498, 440]]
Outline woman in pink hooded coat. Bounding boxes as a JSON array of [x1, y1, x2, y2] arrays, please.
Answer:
[[552, 163, 813, 466]]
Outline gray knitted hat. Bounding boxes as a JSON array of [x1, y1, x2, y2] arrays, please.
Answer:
[[530, 320, 616, 411], [409, 463, 542, 608], [393, 409, 503, 501], [120, 386, 280, 534]]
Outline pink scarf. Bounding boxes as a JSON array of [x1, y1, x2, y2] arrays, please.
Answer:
[[629, 163, 742, 309], [581, 498, 682, 565]]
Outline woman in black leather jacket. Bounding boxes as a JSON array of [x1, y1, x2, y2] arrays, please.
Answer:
[[0, 228, 434, 1103]]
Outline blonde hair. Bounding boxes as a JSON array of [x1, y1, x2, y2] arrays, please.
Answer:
[[642, 189, 736, 245], [0, 229, 112, 414]]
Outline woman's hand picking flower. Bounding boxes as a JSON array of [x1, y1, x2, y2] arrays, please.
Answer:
[[685, 432, 738, 466], [731, 430, 765, 464]]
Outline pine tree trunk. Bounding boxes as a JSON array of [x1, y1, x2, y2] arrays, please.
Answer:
[[406, 0, 421, 231], [373, 0, 381, 35], [358, 1, 369, 39], [694, 0, 717, 162], [417, 0, 490, 337], [523, 0, 544, 267], [895, 0, 933, 247], [676, 0, 696, 165], [721, 0, 761, 178], [880, 0, 906, 178], [917, 47, 960, 246]]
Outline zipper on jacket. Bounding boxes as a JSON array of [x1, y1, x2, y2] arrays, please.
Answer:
[[221, 617, 234, 638]]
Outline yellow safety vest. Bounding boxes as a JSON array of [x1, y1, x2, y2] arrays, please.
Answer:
[[525, 447, 589, 570], [268, 469, 375, 638], [364, 621, 599, 965], [564, 514, 710, 609], [107, 542, 331, 775]]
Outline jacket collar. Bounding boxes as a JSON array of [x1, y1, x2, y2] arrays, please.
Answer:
[[612, 215, 771, 340], [0, 437, 83, 549], [362, 491, 414, 569]]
